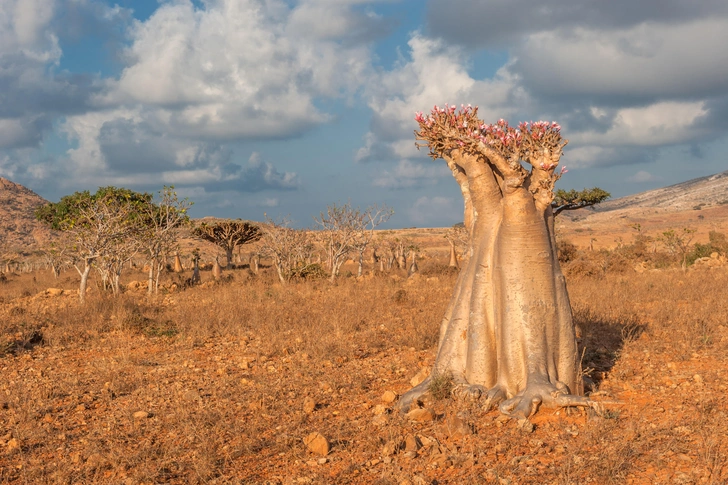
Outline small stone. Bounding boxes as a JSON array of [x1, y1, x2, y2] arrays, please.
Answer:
[[406, 408, 435, 422], [373, 404, 389, 415], [404, 434, 421, 452], [304, 432, 330, 456], [382, 440, 402, 456], [410, 368, 430, 387], [446, 415, 471, 439], [382, 390, 398, 403], [6, 438, 19, 452], [303, 397, 316, 414], [133, 411, 150, 420], [693, 374, 703, 384], [317, 457, 328, 465], [518, 418, 535, 433]]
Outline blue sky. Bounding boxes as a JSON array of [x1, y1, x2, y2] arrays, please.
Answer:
[[2, 0, 728, 228]]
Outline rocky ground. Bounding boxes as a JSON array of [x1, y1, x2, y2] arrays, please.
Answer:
[[1, 263, 727, 484]]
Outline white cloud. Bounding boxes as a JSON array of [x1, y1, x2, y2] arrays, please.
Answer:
[[372, 159, 449, 189], [509, 20, 728, 100], [358, 34, 520, 163], [96, 0, 385, 141], [627, 170, 660, 183]]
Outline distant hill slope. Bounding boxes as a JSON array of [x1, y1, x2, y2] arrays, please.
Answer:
[[0, 177, 51, 253], [557, 170, 728, 250], [594, 170, 728, 212]]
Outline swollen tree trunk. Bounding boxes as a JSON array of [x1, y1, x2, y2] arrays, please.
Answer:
[[399, 148, 587, 418], [448, 241, 459, 268], [225, 247, 234, 269]]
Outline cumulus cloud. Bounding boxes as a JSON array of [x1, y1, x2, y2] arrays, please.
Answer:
[[358, 2, 728, 173], [96, 0, 388, 141], [426, 0, 728, 49], [357, 34, 521, 163]]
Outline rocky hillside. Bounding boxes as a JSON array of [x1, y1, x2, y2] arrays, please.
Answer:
[[557, 170, 728, 249], [594, 170, 728, 212], [0, 177, 51, 254]]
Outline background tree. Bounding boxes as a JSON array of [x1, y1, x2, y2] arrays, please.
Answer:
[[351, 205, 394, 277], [193, 220, 261, 268], [445, 225, 468, 269], [314, 203, 392, 280], [35, 187, 151, 303], [659, 228, 696, 270], [259, 216, 316, 284], [139, 187, 192, 295], [552, 187, 610, 216], [401, 105, 593, 418]]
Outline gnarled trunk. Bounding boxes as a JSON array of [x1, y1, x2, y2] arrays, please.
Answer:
[[399, 150, 586, 418]]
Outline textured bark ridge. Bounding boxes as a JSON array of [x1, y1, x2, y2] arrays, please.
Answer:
[[399, 106, 591, 418]]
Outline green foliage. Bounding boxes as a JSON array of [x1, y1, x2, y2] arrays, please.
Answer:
[[552, 187, 611, 215], [35, 187, 153, 230]]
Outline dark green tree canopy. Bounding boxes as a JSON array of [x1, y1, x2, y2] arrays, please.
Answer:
[[551, 187, 611, 216], [35, 186, 153, 230]]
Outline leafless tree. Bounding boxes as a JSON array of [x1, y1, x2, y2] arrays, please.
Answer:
[[314, 203, 392, 281], [259, 216, 316, 284]]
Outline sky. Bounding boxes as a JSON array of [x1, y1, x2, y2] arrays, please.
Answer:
[[1, 0, 728, 228]]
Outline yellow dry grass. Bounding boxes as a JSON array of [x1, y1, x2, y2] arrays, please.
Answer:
[[1, 253, 727, 484]]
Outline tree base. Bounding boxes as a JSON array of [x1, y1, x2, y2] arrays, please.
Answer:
[[398, 375, 595, 419]]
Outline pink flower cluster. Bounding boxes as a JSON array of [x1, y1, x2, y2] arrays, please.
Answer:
[[415, 105, 561, 150]]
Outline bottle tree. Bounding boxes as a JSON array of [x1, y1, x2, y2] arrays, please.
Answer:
[[400, 105, 593, 418]]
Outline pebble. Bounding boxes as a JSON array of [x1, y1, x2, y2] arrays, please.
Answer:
[[446, 415, 471, 439], [410, 368, 430, 387], [304, 432, 330, 456], [404, 434, 421, 452], [303, 397, 316, 414], [406, 408, 435, 422], [133, 411, 151, 420], [382, 390, 398, 403], [6, 438, 19, 452]]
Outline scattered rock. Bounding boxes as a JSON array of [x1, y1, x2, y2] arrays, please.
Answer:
[[373, 404, 389, 415], [406, 407, 435, 422], [5, 438, 20, 452], [445, 415, 471, 439], [303, 396, 316, 414], [381, 390, 398, 403], [133, 410, 151, 420], [304, 432, 330, 456], [410, 368, 430, 387], [518, 418, 535, 433], [404, 434, 421, 452], [382, 440, 402, 456]]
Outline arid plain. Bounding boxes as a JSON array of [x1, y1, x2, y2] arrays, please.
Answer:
[[1, 174, 727, 484]]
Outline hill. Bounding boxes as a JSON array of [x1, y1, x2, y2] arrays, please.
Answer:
[[0, 177, 52, 254], [557, 170, 728, 249]]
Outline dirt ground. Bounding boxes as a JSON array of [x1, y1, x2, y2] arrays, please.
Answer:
[[1, 230, 728, 484]]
